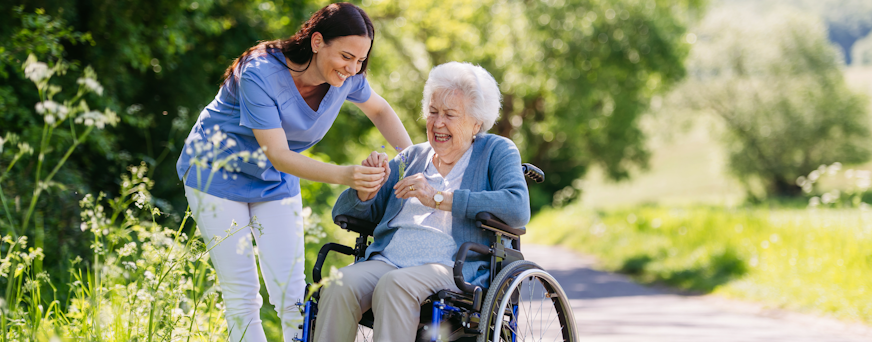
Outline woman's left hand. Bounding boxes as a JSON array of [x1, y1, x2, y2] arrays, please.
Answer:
[[394, 173, 436, 207]]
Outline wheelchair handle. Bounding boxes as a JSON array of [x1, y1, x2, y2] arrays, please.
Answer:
[[313, 243, 354, 283], [522, 163, 545, 183]]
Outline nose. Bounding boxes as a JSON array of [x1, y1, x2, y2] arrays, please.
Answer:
[[433, 114, 446, 127], [346, 62, 358, 75]]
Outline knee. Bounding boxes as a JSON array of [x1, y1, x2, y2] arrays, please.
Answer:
[[373, 271, 412, 301], [320, 271, 366, 310], [223, 294, 263, 319]]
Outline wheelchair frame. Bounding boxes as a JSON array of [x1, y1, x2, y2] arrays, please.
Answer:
[[295, 163, 577, 342]]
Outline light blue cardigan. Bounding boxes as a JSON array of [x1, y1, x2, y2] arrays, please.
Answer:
[[332, 134, 531, 288]]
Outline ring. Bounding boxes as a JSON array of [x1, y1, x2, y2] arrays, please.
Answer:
[[409, 185, 415, 191]]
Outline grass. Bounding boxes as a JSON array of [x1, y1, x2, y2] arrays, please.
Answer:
[[529, 201, 872, 323]]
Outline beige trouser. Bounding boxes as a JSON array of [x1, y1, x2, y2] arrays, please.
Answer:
[[314, 260, 460, 342]]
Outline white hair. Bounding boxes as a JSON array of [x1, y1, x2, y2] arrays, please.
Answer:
[[421, 62, 502, 135]]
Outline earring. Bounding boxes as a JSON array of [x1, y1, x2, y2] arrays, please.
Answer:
[[314, 50, 318, 54]]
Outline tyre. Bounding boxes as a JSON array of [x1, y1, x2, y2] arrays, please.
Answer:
[[477, 260, 577, 342]]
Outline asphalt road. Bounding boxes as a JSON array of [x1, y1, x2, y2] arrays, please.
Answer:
[[522, 244, 872, 342]]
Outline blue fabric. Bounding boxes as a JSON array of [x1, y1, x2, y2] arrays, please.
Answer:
[[176, 48, 372, 202], [332, 134, 531, 288]]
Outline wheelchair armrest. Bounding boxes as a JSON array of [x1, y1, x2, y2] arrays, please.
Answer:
[[313, 243, 355, 283], [475, 212, 526, 237], [334, 215, 377, 236]]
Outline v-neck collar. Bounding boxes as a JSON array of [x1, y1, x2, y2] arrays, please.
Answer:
[[278, 50, 337, 119]]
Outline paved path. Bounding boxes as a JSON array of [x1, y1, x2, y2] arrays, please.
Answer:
[[522, 244, 872, 342]]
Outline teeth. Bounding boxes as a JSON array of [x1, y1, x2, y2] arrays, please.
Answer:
[[336, 71, 348, 80], [434, 133, 450, 142]]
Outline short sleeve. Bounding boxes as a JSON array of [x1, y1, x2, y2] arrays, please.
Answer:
[[345, 75, 372, 103], [239, 71, 282, 130]]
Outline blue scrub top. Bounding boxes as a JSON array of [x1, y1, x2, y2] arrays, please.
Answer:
[[176, 48, 372, 202]]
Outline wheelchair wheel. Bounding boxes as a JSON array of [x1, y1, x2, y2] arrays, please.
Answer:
[[355, 325, 373, 342], [477, 261, 577, 342]]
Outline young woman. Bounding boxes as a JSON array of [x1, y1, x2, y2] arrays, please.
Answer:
[[175, 3, 412, 342]]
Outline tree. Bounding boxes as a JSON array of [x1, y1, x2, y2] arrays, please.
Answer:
[[361, 0, 702, 209], [675, 7, 872, 197]]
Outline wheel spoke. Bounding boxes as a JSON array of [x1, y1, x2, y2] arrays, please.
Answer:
[[479, 262, 576, 342]]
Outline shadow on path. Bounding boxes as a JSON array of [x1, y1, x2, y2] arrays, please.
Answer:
[[521, 244, 872, 342]]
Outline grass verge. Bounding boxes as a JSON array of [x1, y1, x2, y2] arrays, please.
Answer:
[[528, 204, 872, 324]]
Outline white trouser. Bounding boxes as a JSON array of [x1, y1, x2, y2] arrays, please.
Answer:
[[185, 186, 306, 342]]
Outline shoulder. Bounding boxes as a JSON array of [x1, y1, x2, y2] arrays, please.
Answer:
[[403, 141, 432, 158], [239, 48, 287, 80], [341, 74, 370, 92], [477, 134, 520, 156]]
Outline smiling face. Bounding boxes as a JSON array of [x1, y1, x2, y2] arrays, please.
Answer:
[[426, 90, 482, 164], [311, 34, 371, 87]]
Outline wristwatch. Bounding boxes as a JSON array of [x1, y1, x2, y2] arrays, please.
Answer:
[[433, 191, 444, 210]]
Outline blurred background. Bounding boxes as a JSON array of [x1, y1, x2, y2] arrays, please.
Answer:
[[1, 0, 871, 339]]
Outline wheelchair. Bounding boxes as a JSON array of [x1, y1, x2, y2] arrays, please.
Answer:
[[295, 164, 577, 342]]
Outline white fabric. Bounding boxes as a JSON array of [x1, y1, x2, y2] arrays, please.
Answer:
[[374, 146, 473, 268], [185, 186, 306, 342]]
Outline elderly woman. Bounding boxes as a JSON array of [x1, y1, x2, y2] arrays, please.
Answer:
[[313, 62, 530, 341]]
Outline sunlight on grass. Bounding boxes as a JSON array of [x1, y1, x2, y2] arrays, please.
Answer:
[[528, 205, 872, 324]]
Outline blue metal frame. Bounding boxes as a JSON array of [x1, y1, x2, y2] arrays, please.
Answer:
[[511, 305, 518, 342], [296, 300, 315, 342], [299, 298, 468, 342]]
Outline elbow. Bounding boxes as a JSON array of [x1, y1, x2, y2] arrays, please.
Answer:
[[504, 190, 531, 227]]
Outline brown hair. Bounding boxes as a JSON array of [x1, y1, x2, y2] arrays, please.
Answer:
[[222, 2, 374, 87]]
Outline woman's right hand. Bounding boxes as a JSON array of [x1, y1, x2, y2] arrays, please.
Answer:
[[352, 151, 391, 201]]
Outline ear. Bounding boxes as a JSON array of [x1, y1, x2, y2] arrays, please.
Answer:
[[311, 32, 323, 51], [473, 122, 482, 134]]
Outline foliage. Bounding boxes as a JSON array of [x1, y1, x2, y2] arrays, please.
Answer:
[[361, 0, 702, 209], [854, 32, 872, 66], [529, 204, 872, 323], [719, 0, 872, 65], [672, 7, 872, 198]]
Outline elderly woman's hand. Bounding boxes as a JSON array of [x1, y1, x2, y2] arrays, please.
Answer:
[[393, 173, 438, 207], [356, 151, 391, 201]]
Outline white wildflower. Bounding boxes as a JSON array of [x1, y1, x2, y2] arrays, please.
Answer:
[[827, 162, 842, 175], [118, 242, 138, 257], [809, 196, 821, 207], [23, 55, 51, 83], [35, 100, 59, 114], [808, 170, 820, 182], [75, 108, 119, 129], [77, 77, 104, 95]]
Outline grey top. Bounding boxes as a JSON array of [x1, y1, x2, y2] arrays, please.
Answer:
[[332, 134, 530, 288], [372, 146, 473, 268]]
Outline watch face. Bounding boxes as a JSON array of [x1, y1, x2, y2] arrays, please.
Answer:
[[434, 193, 444, 202]]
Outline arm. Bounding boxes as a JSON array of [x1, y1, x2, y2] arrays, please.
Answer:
[[237, 68, 387, 191], [333, 153, 403, 223], [354, 91, 413, 150], [452, 140, 530, 228], [393, 139, 530, 228], [252, 128, 386, 192]]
